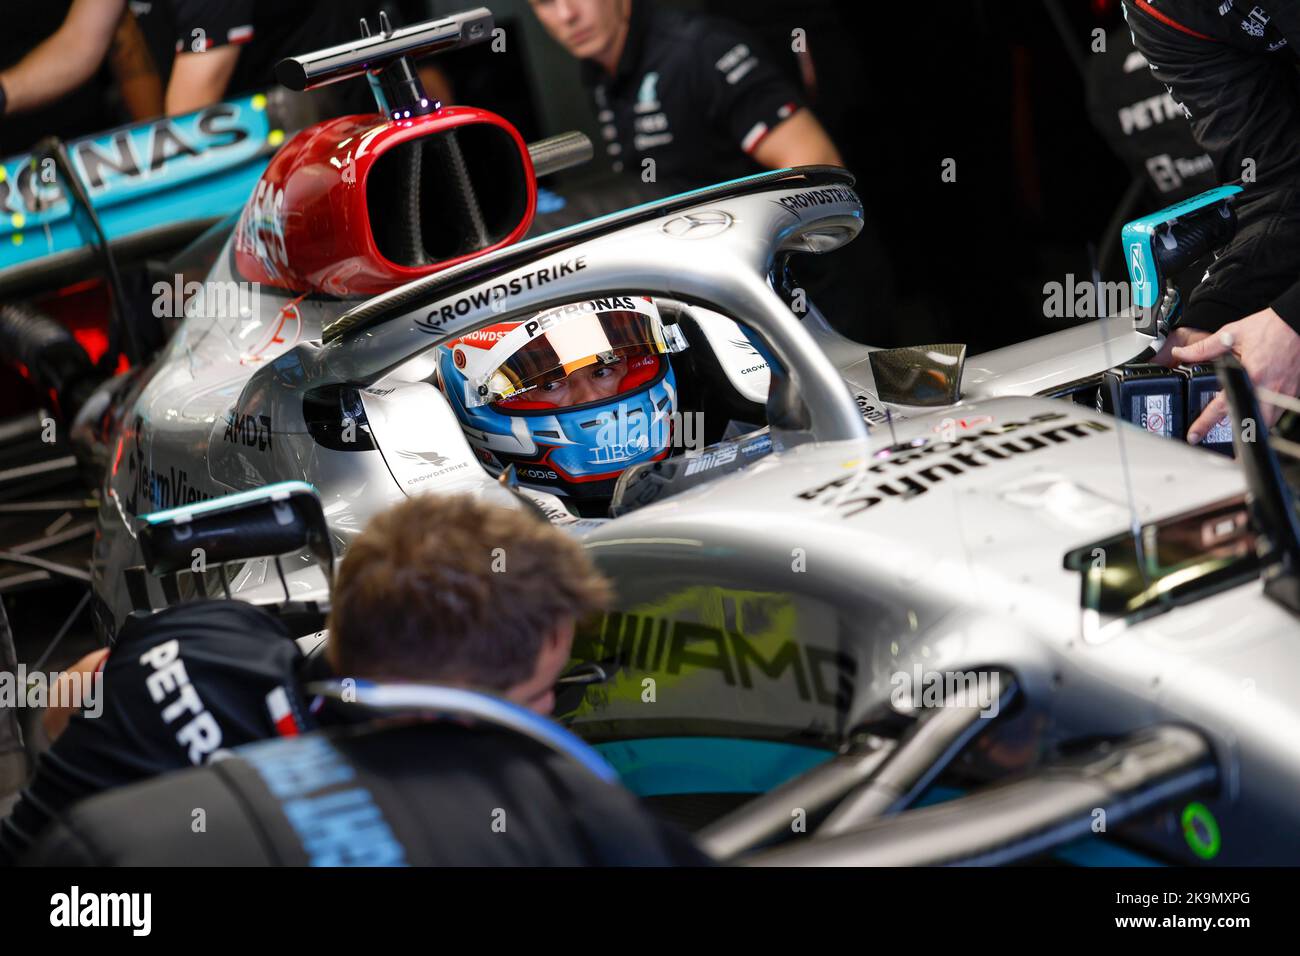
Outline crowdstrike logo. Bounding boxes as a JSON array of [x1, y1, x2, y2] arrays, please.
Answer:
[[50, 887, 152, 936], [394, 448, 469, 486], [417, 257, 590, 331], [396, 449, 451, 468]]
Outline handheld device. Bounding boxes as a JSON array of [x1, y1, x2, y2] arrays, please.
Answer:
[[1122, 184, 1242, 336]]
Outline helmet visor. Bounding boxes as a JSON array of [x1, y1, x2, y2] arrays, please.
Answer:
[[454, 298, 670, 408]]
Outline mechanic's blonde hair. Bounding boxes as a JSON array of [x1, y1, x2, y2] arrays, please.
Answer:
[[328, 494, 612, 687]]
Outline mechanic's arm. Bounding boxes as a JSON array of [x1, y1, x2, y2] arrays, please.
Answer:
[[1232, 4, 1300, 363], [161, 0, 255, 115], [108, 7, 164, 120], [751, 109, 843, 170], [1128, 1, 1300, 437], [0, 0, 126, 116], [165, 46, 241, 115], [1128, 2, 1300, 335], [42, 648, 109, 741], [698, 29, 845, 173]]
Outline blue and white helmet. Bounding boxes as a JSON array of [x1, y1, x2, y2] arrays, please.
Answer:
[[436, 296, 688, 501]]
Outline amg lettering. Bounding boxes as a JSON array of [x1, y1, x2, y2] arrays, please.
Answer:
[[578, 611, 856, 709]]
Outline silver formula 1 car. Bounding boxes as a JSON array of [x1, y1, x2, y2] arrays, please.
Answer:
[[11, 9, 1300, 866]]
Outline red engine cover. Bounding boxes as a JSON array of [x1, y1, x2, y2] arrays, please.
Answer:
[[233, 107, 537, 297]]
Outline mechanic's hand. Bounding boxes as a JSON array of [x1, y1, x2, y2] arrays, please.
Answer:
[[1151, 326, 1211, 367], [1169, 307, 1300, 443], [42, 647, 109, 741]]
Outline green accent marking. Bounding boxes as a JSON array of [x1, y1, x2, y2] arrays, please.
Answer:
[[1181, 801, 1221, 860]]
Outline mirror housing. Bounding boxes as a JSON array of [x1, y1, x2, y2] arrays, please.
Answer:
[[132, 481, 334, 620]]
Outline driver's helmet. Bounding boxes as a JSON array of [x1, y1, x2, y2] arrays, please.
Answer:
[[436, 296, 688, 501]]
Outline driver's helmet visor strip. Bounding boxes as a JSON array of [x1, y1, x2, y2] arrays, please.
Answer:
[[454, 298, 675, 408]]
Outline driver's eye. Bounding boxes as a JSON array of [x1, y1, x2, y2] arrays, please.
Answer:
[[541, 380, 564, 392]]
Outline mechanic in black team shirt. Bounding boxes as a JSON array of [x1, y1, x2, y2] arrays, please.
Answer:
[[135, 0, 381, 115], [0, 599, 311, 866], [0, 0, 163, 154], [0, 0, 378, 136], [528, 0, 843, 195], [4, 493, 705, 866], [1122, 0, 1300, 442]]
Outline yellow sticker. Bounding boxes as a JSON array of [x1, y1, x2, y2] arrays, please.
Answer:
[[10, 213, 25, 229], [267, 129, 285, 147], [251, 93, 268, 111]]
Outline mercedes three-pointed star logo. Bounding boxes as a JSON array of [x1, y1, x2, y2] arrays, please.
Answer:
[[661, 210, 735, 240]]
